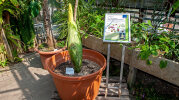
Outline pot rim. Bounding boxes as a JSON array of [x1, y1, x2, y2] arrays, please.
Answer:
[[47, 49, 106, 81], [34, 47, 67, 55]]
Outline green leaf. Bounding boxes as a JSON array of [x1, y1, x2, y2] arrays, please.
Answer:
[[169, 41, 175, 49], [10, 0, 19, 6], [171, 0, 179, 14], [29, 0, 41, 18], [165, 46, 169, 53], [141, 44, 149, 51], [147, 20, 153, 27], [150, 45, 159, 56], [142, 33, 147, 40], [159, 60, 168, 69], [135, 38, 140, 43], [139, 50, 151, 60], [151, 50, 158, 56], [146, 59, 152, 65], [84, 34, 88, 39], [4, 8, 15, 16], [0, 10, 3, 24], [159, 37, 169, 42], [0, 0, 5, 5]]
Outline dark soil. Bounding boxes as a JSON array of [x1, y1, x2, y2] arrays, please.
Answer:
[[54, 59, 101, 77]]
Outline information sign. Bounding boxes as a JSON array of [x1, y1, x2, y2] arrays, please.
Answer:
[[103, 13, 131, 43]]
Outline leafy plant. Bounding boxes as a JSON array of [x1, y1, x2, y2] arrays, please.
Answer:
[[0, 43, 8, 67], [14, 57, 23, 62], [56, 41, 65, 48], [171, 0, 179, 14], [38, 43, 48, 49], [0, 59, 8, 67], [78, 11, 104, 38], [0, 44, 6, 54], [67, 3, 82, 73], [55, 0, 104, 40], [131, 20, 178, 68], [3, 24, 21, 48], [0, 0, 19, 24], [159, 60, 168, 69], [10, 0, 41, 50]]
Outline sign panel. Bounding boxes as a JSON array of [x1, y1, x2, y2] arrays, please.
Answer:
[[103, 13, 131, 43]]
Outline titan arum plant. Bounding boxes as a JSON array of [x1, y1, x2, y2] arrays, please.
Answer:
[[67, 3, 82, 73]]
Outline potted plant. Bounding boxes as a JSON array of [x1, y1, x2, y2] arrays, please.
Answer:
[[46, 3, 106, 100], [34, 45, 66, 69]]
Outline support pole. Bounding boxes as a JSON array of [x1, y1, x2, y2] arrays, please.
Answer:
[[127, 66, 137, 90], [127, 50, 137, 90], [105, 44, 110, 98], [119, 45, 126, 96]]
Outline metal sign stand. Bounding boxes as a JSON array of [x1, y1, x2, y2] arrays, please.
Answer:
[[119, 45, 126, 96], [105, 44, 110, 97], [105, 44, 126, 98]]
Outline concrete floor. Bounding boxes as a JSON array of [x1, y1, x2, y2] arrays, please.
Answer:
[[0, 53, 56, 100]]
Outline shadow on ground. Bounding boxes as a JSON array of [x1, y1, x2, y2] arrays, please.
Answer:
[[0, 53, 58, 100]]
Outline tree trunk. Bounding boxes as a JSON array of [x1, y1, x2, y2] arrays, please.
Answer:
[[0, 24, 14, 62], [74, 0, 79, 22], [42, 0, 54, 49]]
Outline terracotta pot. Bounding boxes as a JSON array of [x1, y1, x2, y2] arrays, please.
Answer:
[[47, 49, 106, 100], [34, 47, 66, 69]]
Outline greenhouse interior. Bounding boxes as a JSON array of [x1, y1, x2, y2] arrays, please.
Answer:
[[0, 0, 179, 100]]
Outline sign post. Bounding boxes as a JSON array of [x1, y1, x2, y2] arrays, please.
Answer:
[[103, 13, 131, 97], [105, 43, 110, 97]]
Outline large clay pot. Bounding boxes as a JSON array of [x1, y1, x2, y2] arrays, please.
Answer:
[[34, 47, 66, 69], [47, 49, 106, 100]]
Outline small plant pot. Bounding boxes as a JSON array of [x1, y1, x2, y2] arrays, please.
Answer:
[[47, 49, 106, 100], [34, 47, 66, 69]]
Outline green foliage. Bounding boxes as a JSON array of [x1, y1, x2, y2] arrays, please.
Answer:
[[78, 11, 104, 38], [56, 41, 65, 48], [10, 0, 41, 50], [14, 57, 23, 62], [55, 0, 104, 40], [3, 24, 21, 48], [29, 0, 41, 18], [0, 44, 6, 54], [10, 0, 19, 6], [0, 0, 20, 24], [67, 3, 82, 73], [171, 0, 179, 14], [131, 21, 178, 68], [0, 59, 8, 67], [0, 44, 8, 67], [146, 59, 152, 65], [159, 60, 168, 69], [38, 43, 48, 49], [54, 10, 68, 40]]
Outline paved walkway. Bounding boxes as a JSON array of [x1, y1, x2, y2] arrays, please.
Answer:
[[0, 53, 57, 100]]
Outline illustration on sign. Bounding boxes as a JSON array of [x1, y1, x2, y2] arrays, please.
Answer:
[[103, 13, 131, 43]]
